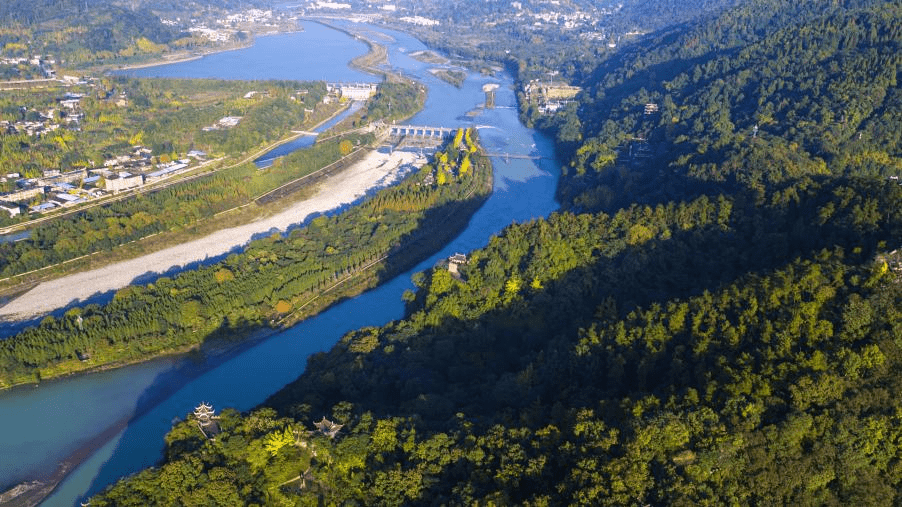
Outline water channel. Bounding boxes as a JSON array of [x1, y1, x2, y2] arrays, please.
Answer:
[[0, 20, 561, 506], [253, 101, 363, 169]]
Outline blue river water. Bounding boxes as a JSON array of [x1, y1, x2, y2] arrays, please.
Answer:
[[0, 20, 560, 506], [126, 22, 379, 83], [254, 101, 364, 168]]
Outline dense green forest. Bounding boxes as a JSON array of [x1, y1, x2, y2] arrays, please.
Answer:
[[92, 183, 902, 505], [545, 0, 902, 210], [1, 1, 185, 65], [87, 0, 902, 504], [0, 128, 491, 388], [0, 0, 268, 66]]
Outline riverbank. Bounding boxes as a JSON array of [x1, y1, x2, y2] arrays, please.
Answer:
[[0, 306, 290, 505], [0, 415, 129, 507], [0, 323, 282, 506]]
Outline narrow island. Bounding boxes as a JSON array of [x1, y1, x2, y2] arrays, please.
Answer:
[[429, 68, 468, 88], [0, 126, 492, 390], [409, 50, 467, 87]]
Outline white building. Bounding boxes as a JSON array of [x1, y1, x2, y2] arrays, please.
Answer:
[[104, 172, 144, 193], [400, 16, 440, 26], [51, 193, 83, 207], [328, 83, 378, 101]]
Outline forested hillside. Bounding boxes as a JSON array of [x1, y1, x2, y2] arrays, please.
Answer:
[[89, 0, 902, 505], [0, 0, 267, 66], [1, 0, 183, 63], [548, 0, 902, 210]]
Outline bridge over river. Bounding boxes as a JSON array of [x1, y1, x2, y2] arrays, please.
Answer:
[[381, 123, 551, 162], [484, 152, 549, 161], [387, 124, 455, 139]]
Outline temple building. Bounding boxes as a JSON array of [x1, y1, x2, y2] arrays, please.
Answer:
[[313, 417, 343, 438]]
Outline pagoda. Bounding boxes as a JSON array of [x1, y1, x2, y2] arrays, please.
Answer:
[[194, 402, 215, 426], [313, 416, 343, 438]]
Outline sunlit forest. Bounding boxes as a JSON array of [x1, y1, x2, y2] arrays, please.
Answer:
[[13, 0, 901, 504]]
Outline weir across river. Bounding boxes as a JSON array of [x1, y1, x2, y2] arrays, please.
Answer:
[[387, 124, 455, 139], [380, 124, 550, 162]]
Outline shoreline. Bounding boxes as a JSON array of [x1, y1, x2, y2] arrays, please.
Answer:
[[308, 18, 390, 80], [107, 29, 305, 73], [0, 323, 284, 506], [0, 415, 130, 507]]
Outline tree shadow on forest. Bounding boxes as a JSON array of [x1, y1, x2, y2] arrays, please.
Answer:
[[265, 176, 899, 433], [374, 193, 491, 287]]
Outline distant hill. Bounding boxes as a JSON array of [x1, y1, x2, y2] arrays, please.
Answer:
[[550, 0, 902, 210], [0, 0, 268, 66], [371, 0, 745, 83]]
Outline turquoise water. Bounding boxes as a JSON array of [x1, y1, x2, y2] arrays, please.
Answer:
[[0, 20, 560, 506]]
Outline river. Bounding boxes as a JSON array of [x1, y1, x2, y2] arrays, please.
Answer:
[[0, 20, 560, 506]]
